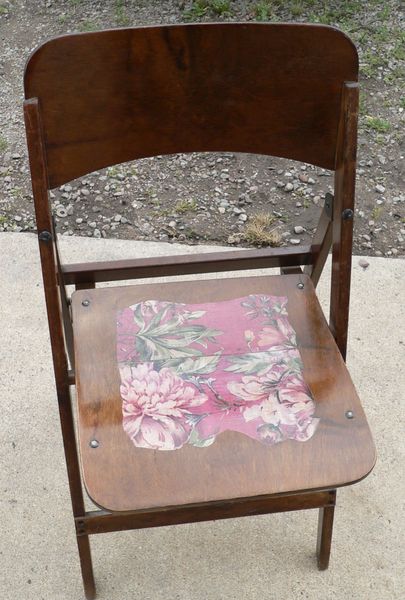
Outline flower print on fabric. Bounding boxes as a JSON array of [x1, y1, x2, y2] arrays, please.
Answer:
[[116, 295, 319, 451], [121, 363, 207, 451]]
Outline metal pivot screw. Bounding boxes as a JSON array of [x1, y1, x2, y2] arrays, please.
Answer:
[[38, 230, 52, 242], [77, 520, 85, 534], [342, 209, 354, 220], [345, 410, 354, 419], [81, 299, 90, 307], [89, 439, 99, 448], [297, 282, 304, 289]]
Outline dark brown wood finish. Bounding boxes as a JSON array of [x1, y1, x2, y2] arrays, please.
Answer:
[[304, 203, 333, 287], [75, 490, 336, 536], [23, 23, 374, 599], [62, 245, 312, 285], [330, 82, 359, 358], [72, 275, 375, 512], [24, 97, 95, 600], [317, 489, 337, 570], [24, 23, 357, 188]]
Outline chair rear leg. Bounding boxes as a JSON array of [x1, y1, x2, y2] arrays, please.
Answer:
[[316, 490, 336, 570], [56, 385, 96, 598], [77, 534, 96, 600]]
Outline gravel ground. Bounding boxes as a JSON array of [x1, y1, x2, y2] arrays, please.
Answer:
[[0, 1, 404, 256]]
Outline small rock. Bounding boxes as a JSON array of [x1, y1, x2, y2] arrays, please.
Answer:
[[294, 225, 304, 234], [114, 214, 122, 222], [14, 215, 22, 222], [362, 234, 371, 242], [289, 238, 301, 245], [88, 222, 97, 228], [168, 221, 177, 228], [228, 234, 241, 244], [12, 153, 21, 160], [93, 229, 101, 238], [75, 218, 83, 224], [285, 183, 294, 192], [56, 206, 67, 218], [358, 258, 370, 269], [375, 184, 385, 194], [239, 214, 248, 222], [299, 173, 309, 183], [218, 207, 226, 214]]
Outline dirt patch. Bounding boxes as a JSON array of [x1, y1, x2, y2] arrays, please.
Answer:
[[0, 0, 404, 256]]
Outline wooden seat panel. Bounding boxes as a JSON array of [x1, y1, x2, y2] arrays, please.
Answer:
[[72, 274, 375, 512]]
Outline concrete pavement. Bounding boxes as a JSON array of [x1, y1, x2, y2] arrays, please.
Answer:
[[1, 232, 404, 600]]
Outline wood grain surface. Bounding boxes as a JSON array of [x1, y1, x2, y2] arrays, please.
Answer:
[[24, 23, 358, 188], [72, 274, 375, 512]]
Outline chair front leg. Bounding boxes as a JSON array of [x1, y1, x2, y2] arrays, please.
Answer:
[[316, 489, 336, 570], [76, 534, 96, 600]]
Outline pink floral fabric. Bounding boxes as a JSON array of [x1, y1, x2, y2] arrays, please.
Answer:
[[116, 295, 319, 451]]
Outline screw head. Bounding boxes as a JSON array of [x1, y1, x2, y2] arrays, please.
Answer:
[[297, 282, 304, 289], [342, 209, 354, 220], [89, 439, 99, 448], [345, 410, 354, 419], [38, 230, 52, 243], [82, 299, 90, 307]]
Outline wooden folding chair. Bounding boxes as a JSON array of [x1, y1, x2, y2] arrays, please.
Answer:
[[23, 23, 375, 599]]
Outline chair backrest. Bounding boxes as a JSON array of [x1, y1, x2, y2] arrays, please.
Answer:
[[24, 23, 359, 374], [24, 23, 358, 189]]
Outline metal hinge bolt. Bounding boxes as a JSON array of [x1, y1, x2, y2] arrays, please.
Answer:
[[38, 230, 52, 242], [342, 209, 354, 220]]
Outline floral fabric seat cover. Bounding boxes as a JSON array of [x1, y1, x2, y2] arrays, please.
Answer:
[[116, 294, 319, 451]]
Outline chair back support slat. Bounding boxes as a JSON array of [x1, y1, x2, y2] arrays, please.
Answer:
[[24, 23, 358, 188]]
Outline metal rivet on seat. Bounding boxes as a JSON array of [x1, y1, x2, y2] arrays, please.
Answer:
[[342, 208, 354, 220], [82, 299, 90, 307], [345, 410, 354, 419], [89, 439, 99, 448], [297, 282, 304, 289]]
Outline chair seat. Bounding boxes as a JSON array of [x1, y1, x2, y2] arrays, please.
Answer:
[[72, 274, 375, 512]]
